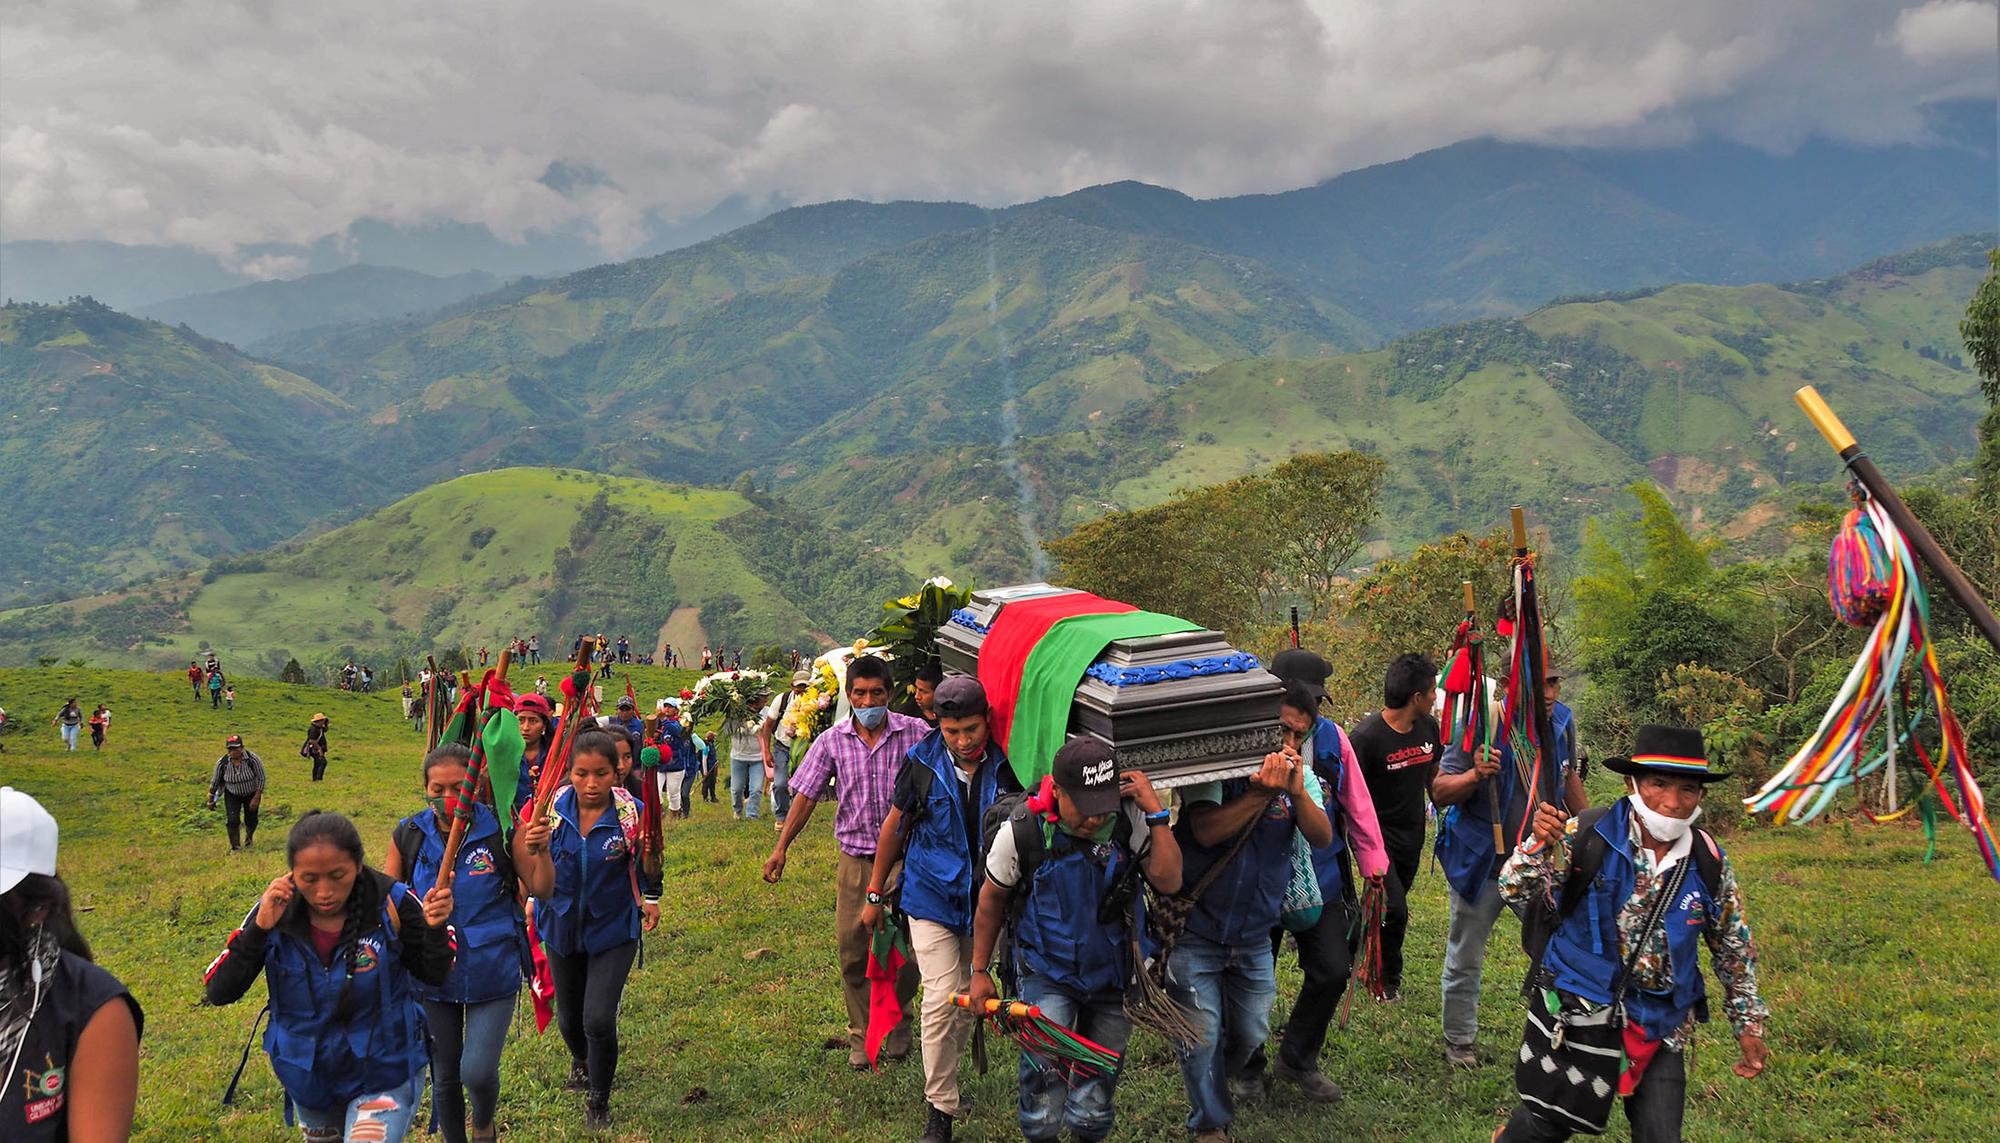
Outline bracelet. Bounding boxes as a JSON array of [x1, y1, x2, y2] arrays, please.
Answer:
[[1144, 809, 1171, 826], [972, 964, 991, 975]]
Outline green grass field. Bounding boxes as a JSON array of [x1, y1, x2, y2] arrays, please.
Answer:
[[1, 665, 1994, 1141]]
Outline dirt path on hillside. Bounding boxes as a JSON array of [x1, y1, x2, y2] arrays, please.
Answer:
[[657, 607, 707, 664]]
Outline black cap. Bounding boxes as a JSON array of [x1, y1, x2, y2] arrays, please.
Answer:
[[1271, 648, 1332, 705], [1052, 737, 1120, 816], [932, 675, 988, 718]]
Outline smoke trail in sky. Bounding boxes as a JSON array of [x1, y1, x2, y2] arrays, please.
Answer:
[[984, 221, 1048, 578]]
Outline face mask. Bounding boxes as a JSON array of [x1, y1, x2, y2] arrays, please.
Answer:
[[853, 704, 887, 730], [428, 795, 454, 819], [949, 745, 985, 768], [1627, 793, 1699, 842]]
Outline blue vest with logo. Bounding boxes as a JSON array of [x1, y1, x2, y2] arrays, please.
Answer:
[[400, 804, 521, 1004], [537, 787, 642, 958], [1176, 778, 1300, 947], [1543, 798, 1720, 1035], [1305, 718, 1351, 900], [1437, 702, 1576, 902], [258, 878, 427, 1112], [898, 734, 1010, 935], [1016, 823, 1146, 996]]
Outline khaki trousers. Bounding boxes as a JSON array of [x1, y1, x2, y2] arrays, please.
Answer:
[[908, 918, 975, 1114], [835, 852, 918, 1056]]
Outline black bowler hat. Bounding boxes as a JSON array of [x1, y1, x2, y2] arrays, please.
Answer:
[[1271, 648, 1332, 706], [1602, 724, 1731, 784]]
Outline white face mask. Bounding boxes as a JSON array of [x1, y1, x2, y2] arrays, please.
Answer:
[[1627, 792, 1700, 842]]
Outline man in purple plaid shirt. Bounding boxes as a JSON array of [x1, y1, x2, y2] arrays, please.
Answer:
[[764, 654, 929, 1068]]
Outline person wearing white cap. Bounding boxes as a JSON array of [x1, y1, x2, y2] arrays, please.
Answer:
[[1, 786, 143, 1141]]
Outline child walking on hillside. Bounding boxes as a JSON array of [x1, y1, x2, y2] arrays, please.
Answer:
[[203, 811, 457, 1142], [512, 729, 661, 1131], [384, 745, 526, 1143]]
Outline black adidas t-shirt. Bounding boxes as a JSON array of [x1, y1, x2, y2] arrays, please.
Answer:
[[1348, 710, 1442, 855], [2, 952, 143, 1141]]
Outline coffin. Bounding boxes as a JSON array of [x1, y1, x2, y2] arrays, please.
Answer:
[[937, 583, 1282, 789]]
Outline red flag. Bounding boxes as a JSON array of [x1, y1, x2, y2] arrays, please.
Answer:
[[523, 905, 556, 1033], [864, 922, 910, 1068]]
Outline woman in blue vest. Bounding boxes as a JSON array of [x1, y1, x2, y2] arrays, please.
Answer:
[[1494, 724, 1770, 1142], [859, 675, 1019, 1143], [968, 738, 1182, 1143], [512, 729, 661, 1132], [383, 744, 524, 1143], [203, 811, 456, 1143]]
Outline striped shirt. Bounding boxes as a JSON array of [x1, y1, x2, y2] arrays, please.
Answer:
[[789, 711, 930, 857]]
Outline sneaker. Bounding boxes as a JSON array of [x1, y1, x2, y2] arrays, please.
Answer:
[[584, 1098, 611, 1132], [1444, 1041, 1483, 1068], [1272, 1059, 1344, 1102], [1195, 1131, 1230, 1143], [564, 1060, 589, 1091], [1226, 1074, 1267, 1104], [917, 1103, 954, 1143]]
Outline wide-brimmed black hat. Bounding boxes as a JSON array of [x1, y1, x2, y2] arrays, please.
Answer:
[[1602, 724, 1731, 784]]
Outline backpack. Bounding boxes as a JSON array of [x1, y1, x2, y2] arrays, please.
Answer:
[[1519, 804, 1724, 995]]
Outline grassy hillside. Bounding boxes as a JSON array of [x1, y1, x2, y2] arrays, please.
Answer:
[[787, 237, 1995, 577], [4, 664, 1994, 1141], [0, 468, 913, 672], [0, 299, 374, 606]]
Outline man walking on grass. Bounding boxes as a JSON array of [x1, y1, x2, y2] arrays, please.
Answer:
[[763, 655, 926, 1069], [1347, 652, 1443, 1000]]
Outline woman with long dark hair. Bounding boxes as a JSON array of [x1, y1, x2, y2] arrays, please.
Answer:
[[1, 787, 142, 1141], [204, 810, 456, 1141]]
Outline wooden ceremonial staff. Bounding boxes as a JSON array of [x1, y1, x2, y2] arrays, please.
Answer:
[[424, 655, 446, 751], [437, 647, 511, 890], [1464, 581, 1506, 855], [530, 638, 601, 823], [1510, 506, 1561, 809], [1796, 385, 2000, 658]]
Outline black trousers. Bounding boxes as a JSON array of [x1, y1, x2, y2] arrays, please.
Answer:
[[223, 791, 260, 849], [1501, 1046, 1687, 1142], [548, 940, 638, 1102], [309, 748, 328, 781], [1245, 896, 1352, 1077], [1379, 841, 1422, 992]]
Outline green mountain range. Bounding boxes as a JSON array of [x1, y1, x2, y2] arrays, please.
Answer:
[[138, 265, 502, 348], [0, 467, 910, 671]]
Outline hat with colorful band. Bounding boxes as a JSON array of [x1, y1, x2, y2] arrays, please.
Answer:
[[1602, 723, 1731, 784]]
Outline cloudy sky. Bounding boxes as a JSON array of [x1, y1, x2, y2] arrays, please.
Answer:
[[3, 0, 1994, 267]]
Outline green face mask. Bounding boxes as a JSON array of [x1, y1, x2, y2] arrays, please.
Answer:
[[428, 795, 453, 820]]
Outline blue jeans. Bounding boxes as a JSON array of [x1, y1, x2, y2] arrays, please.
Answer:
[[1167, 933, 1278, 1133], [769, 746, 793, 821], [1441, 876, 1512, 1048], [423, 993, 516, 1143], [1016, 971, 1132, 1142], [293, 1072, 423, 1142], [731, 757, 764, 817]]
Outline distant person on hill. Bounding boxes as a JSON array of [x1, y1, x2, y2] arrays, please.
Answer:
[[700, 645, 713, 672], [616, 635, 630, 663], [0, 705, 9, 751], [208, 669, 225, 709], [662, 643, 675, 669], [302, 713, 331, 782], [207, 734, 267, 851], [0, 787, 144, 1142], [88, 704, 109, 750], [732, 648, 743, 671], [534, 676, 550, 696], [696, 731, 719, 804], [528, 635, 541, 664], [385, 744, 524, 1143], [360, 667, 374, 693], [188, 660, 205, 700], [51, 699, 82, 752], [204, 811, 456, 1143], [224, 685, 235, 711]]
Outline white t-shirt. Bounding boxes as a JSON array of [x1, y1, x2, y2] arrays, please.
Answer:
[[761, 694, 795, 747], [984, 803, 1152, 889]]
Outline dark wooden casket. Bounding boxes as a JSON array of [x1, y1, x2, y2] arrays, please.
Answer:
[[937, 583, 1282, 788]]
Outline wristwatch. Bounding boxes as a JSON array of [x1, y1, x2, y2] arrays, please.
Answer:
[[865, 889, 885, 906]]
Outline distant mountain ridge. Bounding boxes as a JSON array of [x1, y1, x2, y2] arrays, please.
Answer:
[[138, 265, 502, 347]]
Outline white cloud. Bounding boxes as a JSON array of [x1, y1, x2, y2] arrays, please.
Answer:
[[1, 1, 1991, 260], [1891, 1, 1998, 61]]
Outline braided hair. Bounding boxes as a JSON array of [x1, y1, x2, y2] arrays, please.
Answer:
[[286, 810, 374, 1023]]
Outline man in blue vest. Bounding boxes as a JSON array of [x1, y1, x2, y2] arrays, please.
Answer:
[[1169, 707, 1335, 1142], [968, 737, 1183, 1143], [1494, 724, 1769, 1141], [1432, 671, 1587, 1068], [861, 676, 1019, 1143]]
